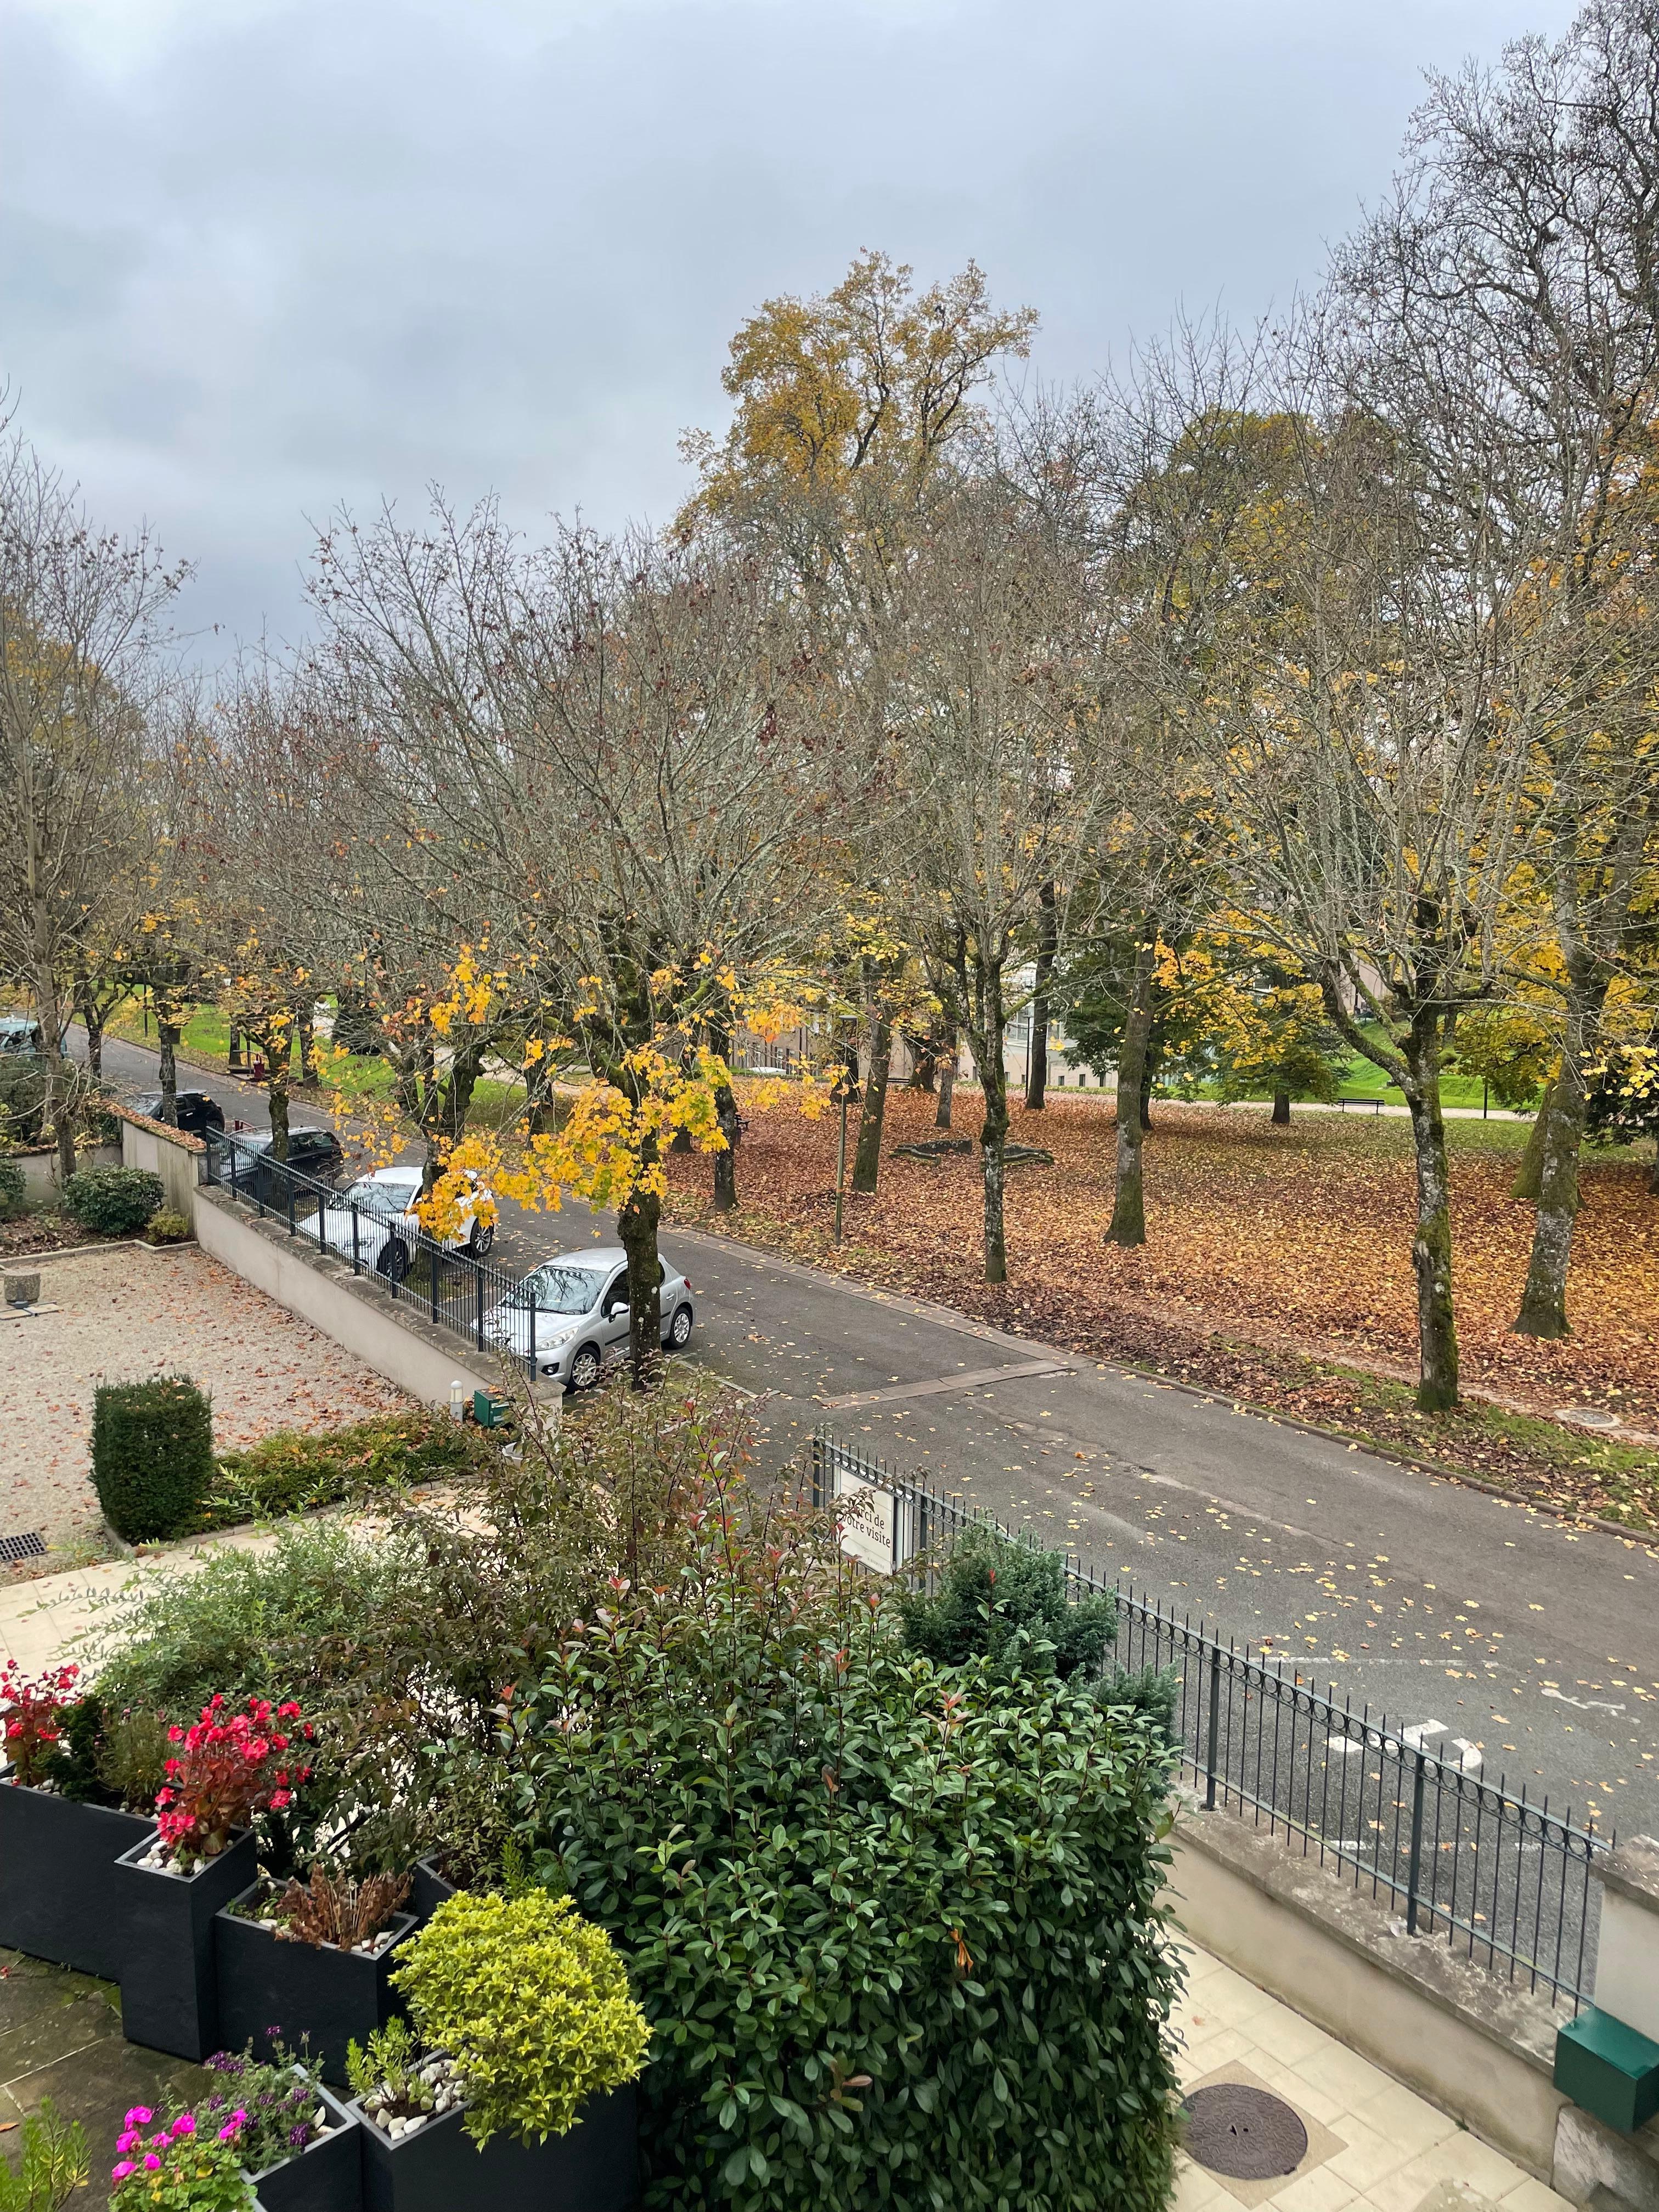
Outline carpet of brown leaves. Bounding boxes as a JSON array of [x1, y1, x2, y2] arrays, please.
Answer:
[[663, 1088, 1659, 1521]]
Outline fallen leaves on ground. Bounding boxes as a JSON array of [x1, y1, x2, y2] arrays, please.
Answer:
[[663, 1088, 1659, 1529]]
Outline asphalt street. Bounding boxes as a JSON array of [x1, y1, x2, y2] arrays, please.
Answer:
[[89, 1032, 1659, 1842]]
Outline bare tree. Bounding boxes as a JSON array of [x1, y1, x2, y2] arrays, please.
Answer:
[[0, 430, 179, 1178]]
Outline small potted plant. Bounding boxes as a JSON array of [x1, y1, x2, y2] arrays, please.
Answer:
[[344, 1888, 648, 2212], [0, 1662, 166, 1980], [216, 1867, 416, 2086], [115, 1694, 313, 2061], [108, 2044, 360, 2212]]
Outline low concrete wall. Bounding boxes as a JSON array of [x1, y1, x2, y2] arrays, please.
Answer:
[[193, 1183, 509, 1410], [1164, 1807, 1569, 2182], [13, 1142, 121, 1203], [117, 1113, 204, 1215]]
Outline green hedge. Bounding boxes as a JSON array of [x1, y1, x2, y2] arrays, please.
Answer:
[[92, 1375, 215, 1542], [194, 1409, 488, 1531], [65, 1165, 165, 1238], [517, 1598, 1181, 2212], [0, 1157, 25, 1220]]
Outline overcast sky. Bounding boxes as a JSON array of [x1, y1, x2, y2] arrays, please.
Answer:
[[2, 0, 1582, 656]]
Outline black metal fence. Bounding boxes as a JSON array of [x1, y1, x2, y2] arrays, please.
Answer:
[[202, 1131, 544, 1372], [810, 1427, 1609, 2012]]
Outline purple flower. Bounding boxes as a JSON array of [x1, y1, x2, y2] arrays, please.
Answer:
[[288, 2123, 312, 2147]]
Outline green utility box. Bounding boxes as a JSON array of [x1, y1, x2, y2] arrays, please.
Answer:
[[471, 1388, 513, 1430], [1555, 2007, 1659, 2134]]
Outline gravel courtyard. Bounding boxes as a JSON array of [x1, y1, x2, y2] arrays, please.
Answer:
[[2, 1246, 409, 1570]]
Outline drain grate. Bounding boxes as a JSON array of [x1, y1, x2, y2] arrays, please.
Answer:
[[0, 1530, 47, 1564], [1183, 2084, 1308, 2179]]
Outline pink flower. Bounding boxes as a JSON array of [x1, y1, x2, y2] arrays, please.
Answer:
[[111, 2161, 136, 2181], [116, 2130, 140, 2153], [170, 2112, 196, 2137], [143, 2154, 162, 2171], [124, 2107, 153, 2128]]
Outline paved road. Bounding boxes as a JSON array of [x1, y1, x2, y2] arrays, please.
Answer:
[[90, 1034, 1659, 1841]]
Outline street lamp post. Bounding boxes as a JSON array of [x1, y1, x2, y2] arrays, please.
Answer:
[[832, 1071, 859, 1245]]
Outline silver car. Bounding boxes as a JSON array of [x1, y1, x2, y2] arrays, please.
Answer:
[[482, 1245, 694, 1389]]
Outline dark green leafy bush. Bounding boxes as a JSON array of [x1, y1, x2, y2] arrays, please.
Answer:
[[515, 1484, 1181, 2212], [195, 1408, 489, 1531], [92, 1374, 215, 1542], [896, 1519, 1119, 1678], [0, 1156, 25, 1220], [64, 1165, 164, 1237]]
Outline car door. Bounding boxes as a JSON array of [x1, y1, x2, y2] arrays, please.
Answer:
[[596, 1269, 632, 1357]]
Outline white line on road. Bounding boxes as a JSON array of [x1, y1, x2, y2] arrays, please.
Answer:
[[818, 1359, 1075, 1410]]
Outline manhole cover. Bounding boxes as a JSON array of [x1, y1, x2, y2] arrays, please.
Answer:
[[1183, 2084, 1308, 2179], [0, 1530, 47, 1564]]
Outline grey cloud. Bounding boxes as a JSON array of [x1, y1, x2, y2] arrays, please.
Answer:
[[1, 0, 1582, 656]]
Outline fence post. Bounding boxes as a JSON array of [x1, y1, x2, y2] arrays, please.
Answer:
[[527, 1289, 537, 1376], [285, 1170, 295, 1236], [475, 1262, 485, 1350], [1204, 1643, 1223, 1810], [351, 1205, 360, 1275], [1406, 1748, 1427, 1934], [430, 1245, 441, 1324], [315, 1188, 326, 1255]]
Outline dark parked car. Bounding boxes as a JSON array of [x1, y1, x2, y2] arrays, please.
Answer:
[[217, 1126, 345, 1202], [129, 1090, 226, 1139]]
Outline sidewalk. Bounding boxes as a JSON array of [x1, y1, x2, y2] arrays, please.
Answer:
[[1170, 1940, 1568, 2212]]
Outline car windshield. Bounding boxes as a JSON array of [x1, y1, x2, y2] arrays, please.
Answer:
[[506, 1266, 605, 1316], [341, 1177, 416, 1215]]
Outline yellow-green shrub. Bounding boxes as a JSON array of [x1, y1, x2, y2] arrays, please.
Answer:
[[391, 1889, 648, 2147]]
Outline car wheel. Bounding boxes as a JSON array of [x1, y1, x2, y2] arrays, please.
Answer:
[[569, 1344, 602, 1392], [469, 1221, 495, 1257], [379, 1238, 410, 1284], [668, 1302, 693, 1350]]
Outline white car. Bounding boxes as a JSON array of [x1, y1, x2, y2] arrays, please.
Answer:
[[314, 1165, 496, 1280], [482, 1245, 694, 1389]]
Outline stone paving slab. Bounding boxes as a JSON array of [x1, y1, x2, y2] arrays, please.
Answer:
[[1170, 1940, 1574, 2212], [2, 1245, 408, 1569]]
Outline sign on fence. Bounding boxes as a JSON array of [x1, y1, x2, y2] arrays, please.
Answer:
[[834, 1470, 896, 1573]]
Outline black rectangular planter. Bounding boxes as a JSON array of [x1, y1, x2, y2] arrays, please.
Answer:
[[407, 1857, 458, 1923], [246, 2078, 363, 2212], [349, 2083, 638, 2212], [0, 1773, 153, 1980], [114, 1828, 258, 2061], [216, 1888, 417, 2086]]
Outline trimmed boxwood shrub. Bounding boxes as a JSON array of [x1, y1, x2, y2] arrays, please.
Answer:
[[64, 1164, 164, 1237], [0, 1156, 25, 1220], [516, 1528, 1182, 2212], [92, 1374, 215, 1542]]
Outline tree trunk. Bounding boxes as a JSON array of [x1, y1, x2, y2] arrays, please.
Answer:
[[1511, 1077, 1555, 1201], [1649, 1143, 1659, 1197], [1271, 1087, 1291, 1126], [265, 1046, 291, 1164], [851, 1013, 893, 1193], [970, 967, 1010, 1284], [1024, 880, 1057, 1112], [1514, 982, 1605, 1340], [935, 1030, 956, 1128], [156, 1016, 181, 1125], [617, 1161, 664, 1389], [1105, 938, 1156, 1248], [1400, 1015, 1459, 1412], [228, 1023, 242, 1070], [710, 1015, 738, 1212], [80, 1000, 104, 1084]]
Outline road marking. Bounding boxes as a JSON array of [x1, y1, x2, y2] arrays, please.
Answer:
[[1401, 1720, 1446, 1750], [1541, 1686, 1626, 1715], [819, 1360, 1074, 1410]]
